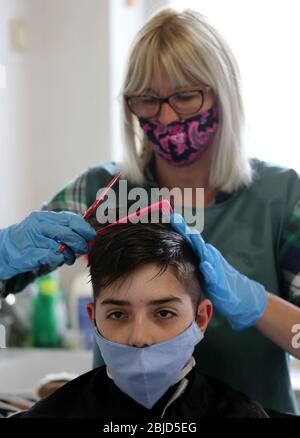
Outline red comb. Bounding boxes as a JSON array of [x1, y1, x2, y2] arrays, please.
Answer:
[[87, 199, 173, 247], [58, 172, 121, 253]]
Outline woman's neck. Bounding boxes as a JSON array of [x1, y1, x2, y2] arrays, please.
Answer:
[[153, 151, 216, 208]]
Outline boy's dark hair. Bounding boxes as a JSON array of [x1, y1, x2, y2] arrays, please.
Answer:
[[88, 222, 205, 310]]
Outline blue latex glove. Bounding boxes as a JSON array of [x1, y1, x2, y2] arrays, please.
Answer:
[[169, 213, 267, 331], [0, 211, 96, 280]]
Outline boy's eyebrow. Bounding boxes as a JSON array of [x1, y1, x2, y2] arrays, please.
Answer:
[[100, 299, 131, 306], [148, 297, 183, 305], [100, 296, 183, 306]]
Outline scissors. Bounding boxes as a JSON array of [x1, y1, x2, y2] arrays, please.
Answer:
[[57, 172, 121, 254]]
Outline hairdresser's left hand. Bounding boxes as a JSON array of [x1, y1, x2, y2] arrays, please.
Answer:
[[170, 213, 267, 331]]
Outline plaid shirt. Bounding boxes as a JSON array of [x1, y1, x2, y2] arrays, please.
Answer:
[[279, 199, 300, 306], [1, 160, 300, 306]]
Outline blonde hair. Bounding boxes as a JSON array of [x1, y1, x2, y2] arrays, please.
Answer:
[[120, 8, 253, 192]]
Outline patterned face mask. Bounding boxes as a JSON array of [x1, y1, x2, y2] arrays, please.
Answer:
[[138, 105, 219, 167]]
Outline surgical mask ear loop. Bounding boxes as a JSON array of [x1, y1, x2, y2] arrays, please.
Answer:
[[93, 304, 102, 336], [194, 295, 202, 321], [93, 306, 111, 340]]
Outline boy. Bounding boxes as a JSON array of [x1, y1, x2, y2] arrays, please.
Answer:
[[14, 221, 268, 418]]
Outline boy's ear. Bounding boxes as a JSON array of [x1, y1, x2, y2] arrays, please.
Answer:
[[196, 299, 213, 333], [86, 302, 95, 324]]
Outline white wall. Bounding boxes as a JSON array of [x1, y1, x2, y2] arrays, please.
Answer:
[[0, 0, 137, 227], [0, 0, 29, 227], [24, 0, 113, 213], [0, 0, 115, 227]]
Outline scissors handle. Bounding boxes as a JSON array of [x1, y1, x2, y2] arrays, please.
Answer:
[[57, 172, 121, 254]]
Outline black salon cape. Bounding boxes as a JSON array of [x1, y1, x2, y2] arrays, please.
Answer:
[[13, 366, 268, 418]]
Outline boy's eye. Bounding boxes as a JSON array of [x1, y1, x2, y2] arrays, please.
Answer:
[[157, 309, 177, 319], [107, 311, 125, 320]]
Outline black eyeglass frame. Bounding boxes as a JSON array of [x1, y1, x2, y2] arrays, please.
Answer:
[[125, 88, 209, 119]]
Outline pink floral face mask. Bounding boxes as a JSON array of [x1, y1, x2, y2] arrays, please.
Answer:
[[138, 105, 219, 167]]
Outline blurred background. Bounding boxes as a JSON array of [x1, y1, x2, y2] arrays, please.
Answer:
[[0, 0, 299, 411]]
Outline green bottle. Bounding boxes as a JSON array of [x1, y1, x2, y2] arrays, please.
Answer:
[[32, 272, 60, 347]]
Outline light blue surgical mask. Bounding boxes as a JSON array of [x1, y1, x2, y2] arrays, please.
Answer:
[[94, 322, 203, 409]]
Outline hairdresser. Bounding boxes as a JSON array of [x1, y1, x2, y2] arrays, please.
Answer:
[[1, 8, 300, 413]]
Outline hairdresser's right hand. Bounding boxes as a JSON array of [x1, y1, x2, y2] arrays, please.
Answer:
[[169, 213, 267, 331], [0, 211, 96, 280]]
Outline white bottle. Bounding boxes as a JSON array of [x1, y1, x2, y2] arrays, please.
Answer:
[[69, 262, 94, 350]]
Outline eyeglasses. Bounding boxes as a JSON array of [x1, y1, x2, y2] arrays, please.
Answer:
[[125, 88, 210, 119]]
